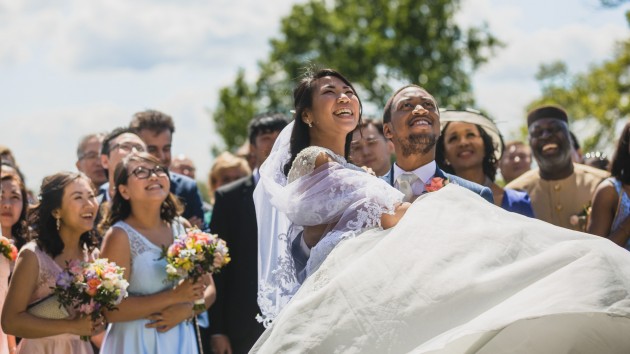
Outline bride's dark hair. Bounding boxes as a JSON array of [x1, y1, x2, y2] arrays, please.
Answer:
[[284, 68, 363, 176]]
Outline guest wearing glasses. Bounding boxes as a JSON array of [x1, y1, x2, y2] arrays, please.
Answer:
[[76, 133, 107, 189], [98, 128, 147, 202], [98, 152, 214, 354]]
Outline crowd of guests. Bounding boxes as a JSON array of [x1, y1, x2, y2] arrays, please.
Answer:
[[0, 93, 628, 353]]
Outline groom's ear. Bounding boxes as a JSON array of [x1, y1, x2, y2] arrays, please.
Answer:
[[383, 122, 393, 140]]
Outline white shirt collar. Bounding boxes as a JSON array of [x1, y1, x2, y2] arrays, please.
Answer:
[[393, 160, 436, 184]]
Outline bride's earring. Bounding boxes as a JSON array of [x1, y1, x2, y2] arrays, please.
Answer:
[[308, 121, 313, 128], [56, 217, 61, 231], [445, 159, 451, 166]]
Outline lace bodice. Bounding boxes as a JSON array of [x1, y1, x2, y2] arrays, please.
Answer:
[[113, 220, 185, 296], [288, 146, 362, 183]]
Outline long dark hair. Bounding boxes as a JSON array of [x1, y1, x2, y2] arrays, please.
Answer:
[[611, 122, 630, 184], [436, 122, 502, 182], [29, 172, 98, 258], [284, 68, 363, 176], [100, 152, 182, 232], [1, 173, 29, 249]]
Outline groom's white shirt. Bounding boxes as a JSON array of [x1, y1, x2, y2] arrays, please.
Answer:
[[393, 160, 436, 195]]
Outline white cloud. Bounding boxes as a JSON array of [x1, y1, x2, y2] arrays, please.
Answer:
[[0, 0, 299, 70]]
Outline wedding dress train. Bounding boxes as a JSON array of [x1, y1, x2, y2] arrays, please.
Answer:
[[251, 184, 630, 353]]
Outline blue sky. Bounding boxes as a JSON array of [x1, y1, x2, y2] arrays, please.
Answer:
[[1, 0, 629, 191]]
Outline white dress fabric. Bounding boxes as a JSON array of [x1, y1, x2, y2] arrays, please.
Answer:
[[254, 122, 403, 326], [252, 183, 630, 353]]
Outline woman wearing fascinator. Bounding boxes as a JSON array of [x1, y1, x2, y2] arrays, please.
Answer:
[[251, 68, 630, 353], [1, 172, 105, 354], [435, 109, 534, 217]]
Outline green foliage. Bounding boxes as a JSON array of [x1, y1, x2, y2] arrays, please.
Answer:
[[211, 69, 257, 152], [527, 38, 630, 151], [212, 0, 500, 149]]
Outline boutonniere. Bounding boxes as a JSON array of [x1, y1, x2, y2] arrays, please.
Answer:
[[569, 202, 591, 232], [425, 177, 449, 192]]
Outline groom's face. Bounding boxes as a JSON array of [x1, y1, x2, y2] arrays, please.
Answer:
[[384, 87, 441, 157]]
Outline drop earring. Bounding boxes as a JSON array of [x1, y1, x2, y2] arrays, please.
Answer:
[[56, 217, 61, 231], [308, 121, 313, 128]]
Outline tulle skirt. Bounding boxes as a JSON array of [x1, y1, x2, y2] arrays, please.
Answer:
[[251, 184, 630, 353]]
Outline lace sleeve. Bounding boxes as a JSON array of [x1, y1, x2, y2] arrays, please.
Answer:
[[288, 146, 346, 183]]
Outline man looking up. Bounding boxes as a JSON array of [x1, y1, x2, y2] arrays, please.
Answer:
[[99, 128, 146, 201], [381, 85, 493, 203], [76, 133, 107, 188]]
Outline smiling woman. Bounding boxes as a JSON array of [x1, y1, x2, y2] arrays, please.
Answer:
[[97, 152, 214, 354], [435, 110, 534, 217], [1, 172, 104, 354]]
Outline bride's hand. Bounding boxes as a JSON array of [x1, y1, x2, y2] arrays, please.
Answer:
[[381, 202, 410, 229]]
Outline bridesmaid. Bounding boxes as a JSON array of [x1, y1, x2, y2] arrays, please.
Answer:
[[99, 152, 214, 354], [0, 172, 29, 251], [589, 122, 630, 248], [1, 172, 105, 354]]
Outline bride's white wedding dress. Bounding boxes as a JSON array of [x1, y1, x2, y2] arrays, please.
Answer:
[[252, 123, 630, 353]]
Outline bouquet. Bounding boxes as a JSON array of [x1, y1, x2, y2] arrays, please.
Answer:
[[0, 236, 18, 261], [163, 228, 230, 311], [52, 258, 129, 340]]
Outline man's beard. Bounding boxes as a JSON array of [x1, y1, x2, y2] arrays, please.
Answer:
[[397, 133, 437, 157]]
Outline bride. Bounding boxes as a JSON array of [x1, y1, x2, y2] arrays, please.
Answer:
[[252, 69, 630, 353]]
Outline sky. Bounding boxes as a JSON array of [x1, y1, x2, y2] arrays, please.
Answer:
[[1, 0, 629, 191]]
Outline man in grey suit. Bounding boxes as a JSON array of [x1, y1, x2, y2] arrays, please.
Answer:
[[381, 84, 493, 202]]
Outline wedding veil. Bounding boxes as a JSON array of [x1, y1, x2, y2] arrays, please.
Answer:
[[253, 121, 299, 327]]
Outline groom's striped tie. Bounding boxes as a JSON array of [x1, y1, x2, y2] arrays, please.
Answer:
[[396, 173, 419, 203]]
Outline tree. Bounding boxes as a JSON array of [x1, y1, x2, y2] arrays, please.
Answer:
[[212, 69, 257, 152], [526, 2, 630, 152], [527, 33, 630, 151], [212, 0, 500, 150]]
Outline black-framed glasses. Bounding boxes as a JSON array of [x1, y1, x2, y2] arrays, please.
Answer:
[[111, 143, 146, 153], [130, 166, 169, 179]]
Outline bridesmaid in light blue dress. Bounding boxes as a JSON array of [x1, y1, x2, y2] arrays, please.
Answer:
[[99, 152, 214, 354]]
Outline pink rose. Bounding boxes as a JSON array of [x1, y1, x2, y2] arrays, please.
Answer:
[[425, 177, 447, 192]]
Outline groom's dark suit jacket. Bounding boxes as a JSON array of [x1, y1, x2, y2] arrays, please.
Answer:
[[208, 175, 264, 354], [382, 164, 494, 203]]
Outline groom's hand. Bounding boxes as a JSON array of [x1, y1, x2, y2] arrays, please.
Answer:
[[211, 334, 232, 354]]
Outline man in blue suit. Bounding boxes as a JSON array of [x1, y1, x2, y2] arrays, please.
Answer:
[[381, 85, 493, 203]]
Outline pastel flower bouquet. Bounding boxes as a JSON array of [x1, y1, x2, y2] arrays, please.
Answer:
[[0, 236, 18, 261], [163, 228, 230, 311], [52, 258, 129, 340]]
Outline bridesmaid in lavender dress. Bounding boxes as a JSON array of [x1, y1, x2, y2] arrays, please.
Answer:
[[1, 172, 105, 354]]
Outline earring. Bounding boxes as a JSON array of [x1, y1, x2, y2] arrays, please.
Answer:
[[56, 217, 61, 231], [307, 121, 313, 128], [445, 159, 451, 166]]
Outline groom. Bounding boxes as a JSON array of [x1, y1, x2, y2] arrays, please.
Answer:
[[381, 84, 493, 203]]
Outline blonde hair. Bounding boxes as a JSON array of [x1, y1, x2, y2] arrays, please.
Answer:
[[208, 152, 251, 203]]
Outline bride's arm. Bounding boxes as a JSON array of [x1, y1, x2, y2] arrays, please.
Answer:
[[381, 202, 411, 229]]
